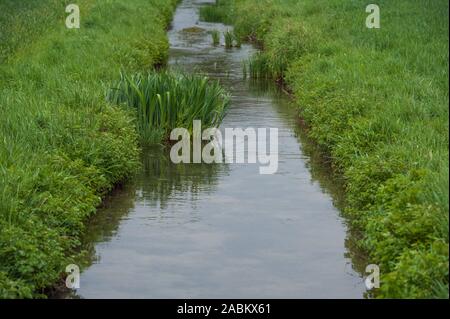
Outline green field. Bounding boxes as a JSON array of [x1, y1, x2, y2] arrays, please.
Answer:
[[0, 0, 178, 298], [204, 0, 449, 298]]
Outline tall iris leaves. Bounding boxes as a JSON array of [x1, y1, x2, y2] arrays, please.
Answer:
[[107, 71, 230, 144]]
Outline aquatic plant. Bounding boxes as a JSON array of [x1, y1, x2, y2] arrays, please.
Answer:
[[224, 29, 234, 48], [211, 30, 220, 46], [107, 71, 230, 144], [243, 52, 272, 79]]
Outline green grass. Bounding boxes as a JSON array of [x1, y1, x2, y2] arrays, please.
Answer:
[[107, 71, 230, 145], [0, 0, 64, 64], [223, 29, 242, 49], [224, 29, 234, 48], [243, 52, 273, 79], [199, 0, 234, 24], [0, 0, 177, 298], [219, 0, 449, 298], [211, 30, 221, 46]]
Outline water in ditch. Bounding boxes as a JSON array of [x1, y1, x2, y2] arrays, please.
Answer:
[[68, 0, 367, 298]]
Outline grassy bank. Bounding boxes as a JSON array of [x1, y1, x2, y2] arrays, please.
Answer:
[[0, 0, 177, 298], [206, 0, 449, 298]]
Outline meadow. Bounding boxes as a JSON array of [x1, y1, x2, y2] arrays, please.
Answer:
[[202, 0, 449, 298], [0, 0, 178, 298]]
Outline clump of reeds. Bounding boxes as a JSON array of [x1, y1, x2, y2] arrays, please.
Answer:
[[224, 29, 234, 48], [221, 30, 242, 49], [211, 30, 220, 46], [224, 30, 234, 48], [243, 52, 273, 79], [107, 71, 230, 144]]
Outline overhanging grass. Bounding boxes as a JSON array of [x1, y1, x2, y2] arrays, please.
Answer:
[[0, 0, 177, 298], [218, 0, 449, 298]]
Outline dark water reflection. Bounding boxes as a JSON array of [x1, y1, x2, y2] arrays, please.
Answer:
[[68, 0, 367, 298]]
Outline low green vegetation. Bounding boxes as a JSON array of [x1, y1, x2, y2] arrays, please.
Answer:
[[107, 71, 230, 144], [199, 0, 234, 24], [224, 29, 234, 48], [222, 29, 241, 49], [208, 0, 449, 298], [211, 30, 221, 46], [243, 52, 272, 80], [0, 0, 178, 298]]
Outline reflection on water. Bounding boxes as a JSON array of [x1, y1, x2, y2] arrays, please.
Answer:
[[79, 145, 229, 266], [138, 146, 228, 209], [66, 0, 367, 298]]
